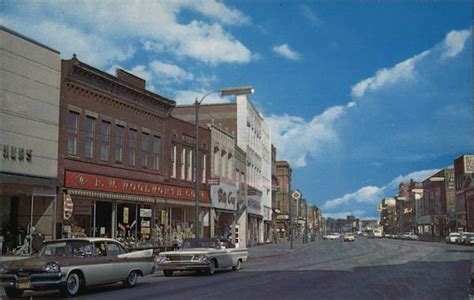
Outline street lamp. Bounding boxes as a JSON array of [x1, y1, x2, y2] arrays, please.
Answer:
[[193, 86, 254, 238]]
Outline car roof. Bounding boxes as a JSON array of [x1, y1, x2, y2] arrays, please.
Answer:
[[44, 238, 121, 244]]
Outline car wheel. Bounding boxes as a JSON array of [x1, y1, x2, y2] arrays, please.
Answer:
[[4, 287, 24, 298], [123, 270, 139, 287], [206, 259, 216, 275], [232, 259, 242, 271], [163, 270, 174, 277], [62, 272, 82, 297]]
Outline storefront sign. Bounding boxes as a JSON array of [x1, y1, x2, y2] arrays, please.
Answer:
[[123, 207, 129, 224], [211, 183, 237, 211], [65, 171, 210, 202], [140, 208, 152, 218], [74, 198, 91, 216], [63, 194, 74, 220], [1, 144, 33, 162], [141, 220, 150, 227], [207, 178, 220, 185], [247, 195, 262, 216]]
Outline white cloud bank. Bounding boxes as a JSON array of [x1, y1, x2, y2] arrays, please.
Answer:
[[272, 44, 301, 61], [323, 168, 439, 211], [2, 0, 253, 66]]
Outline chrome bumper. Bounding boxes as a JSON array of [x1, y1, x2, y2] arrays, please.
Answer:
[[0, 272, 65, 290], [158, 261, 210, 271]]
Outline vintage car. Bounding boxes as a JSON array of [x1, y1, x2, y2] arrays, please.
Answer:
[[446, 232, 461, 244], [0, 238, 155, 298], [343, 234, 355, 242], [323, 233, 339, 240], [157, 238, 248, 276]]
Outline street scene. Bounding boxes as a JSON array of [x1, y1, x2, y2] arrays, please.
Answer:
[[0, 1, 472, 299]]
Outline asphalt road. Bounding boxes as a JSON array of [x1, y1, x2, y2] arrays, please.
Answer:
[[5, 238, 474, 299]]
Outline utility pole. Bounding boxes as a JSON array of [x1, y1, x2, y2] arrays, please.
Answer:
[[291, 190, 301, 249]]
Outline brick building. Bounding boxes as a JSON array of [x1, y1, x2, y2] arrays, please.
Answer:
[[454, 155, 474, 231], [58, 56, 211, 246], [275, 161, 292, 241]]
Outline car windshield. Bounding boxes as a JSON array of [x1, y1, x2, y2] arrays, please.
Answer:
[[182, 239, 218, 249], [39, 241, 93, 257]]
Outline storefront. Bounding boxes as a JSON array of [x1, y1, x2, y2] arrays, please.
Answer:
[[62, 171, 210, 247], [210, 182, 237, 242], [247, 190, 263, 246]]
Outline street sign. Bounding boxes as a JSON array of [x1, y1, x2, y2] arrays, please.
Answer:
[[292, 191, 301, 200], [207, 178, 220, 185]]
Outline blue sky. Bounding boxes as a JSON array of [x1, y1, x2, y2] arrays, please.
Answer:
[[2, 1, 472, 219]]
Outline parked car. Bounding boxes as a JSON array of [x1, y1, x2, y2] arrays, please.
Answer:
[[373, 229, 383, 238], [323, 233, 339, 240], [458, 232, 471, 245], [344, 234, 355, 242], [460, 233, 474, 245], [446, 232, 461, 244], [401, 232, 419, 240], [0, 238, 155, 298], [157, 238, 248, 276]]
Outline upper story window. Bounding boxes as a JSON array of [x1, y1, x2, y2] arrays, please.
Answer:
[[67, 111, 79, 156], [202, 154, 207, 183], [180, 148, 186, 180], [152, 135, 161, 170], [186, 149, 193, 181], [128, 129, 137, 166], [100, 121, 111, 161], [171, 146, 177, 178], [141, 132, 149, 168], [84, 116, 95, 159], [115, 125, 124, 163]]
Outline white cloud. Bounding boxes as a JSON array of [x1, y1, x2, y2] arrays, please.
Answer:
[[2, 0, 253, 65], [173, 89, 230, 105], [272, 44, 301, 61], [183, 0, 251, 26], [150, 61, 194, 83], [301, 5, 320, 26], [323, 168, 440, 211], [268, 102, 354, 167], [351, 50, 430, 98], [441, 29, 471, 59], [1, 18, 134, 68], [323, 186, 384, 210]]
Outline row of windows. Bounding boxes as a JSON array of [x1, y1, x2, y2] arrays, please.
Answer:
[[67, 111, 161, 170], [170, 146, 207, 183]]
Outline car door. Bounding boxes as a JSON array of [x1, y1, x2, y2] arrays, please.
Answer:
[[107, 241, 130, 281], [85, 241, 117, 285]]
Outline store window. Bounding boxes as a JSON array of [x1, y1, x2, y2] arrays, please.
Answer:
[[171, 146, 177, 178], [152, 135, 161, 170], [67, 111, 79, 156], [84, 116, 95, 159], [115, 125, 124, 163], [180, 148, 186, 180], [221, 150, 227, 178], [100, 121, 111, 161], [141, 132, 149, 168], [128, 128, 137, 166]]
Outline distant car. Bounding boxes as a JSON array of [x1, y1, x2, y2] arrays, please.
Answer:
[[323, 234, 339, 240], [458, 232, 471, 245], [401, 232, 419, 241], [157, 238, 248, 276], [461, 233, 474, 245], [373, 229, 383, 238], [446, 232, 461, 244], [0, 238, 155, 298], [344, 234, 355, 242]]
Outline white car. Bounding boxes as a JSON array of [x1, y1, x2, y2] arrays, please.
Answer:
[[344, 234, 355, 242], [402, 232, 419, 240], [323, 234, 339, 240], [446, 232, 461, 244], [157, 238, 248, 276]]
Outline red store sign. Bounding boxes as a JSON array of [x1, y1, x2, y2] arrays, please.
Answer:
[[65, 171, 210, 202]]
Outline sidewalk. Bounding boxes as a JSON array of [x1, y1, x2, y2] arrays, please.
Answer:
[[247, 239, 313, 260]]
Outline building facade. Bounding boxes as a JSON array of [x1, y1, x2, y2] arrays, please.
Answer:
[[1, 27, 61, 253], [275, 161, 292, 241], [454, 155, 474, 231], [58, 56, 211, 247]]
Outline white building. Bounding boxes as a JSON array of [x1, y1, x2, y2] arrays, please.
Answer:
[[0, 27, 61, 250]]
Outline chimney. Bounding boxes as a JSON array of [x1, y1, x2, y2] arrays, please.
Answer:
[[116, 68, 145, 89]]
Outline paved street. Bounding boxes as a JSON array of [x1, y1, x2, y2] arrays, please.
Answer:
[[3, 238, 473, 299]]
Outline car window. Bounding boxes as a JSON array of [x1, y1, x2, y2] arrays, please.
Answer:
[[107, 242, 122, 256], [94, 242, 107, 256]]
